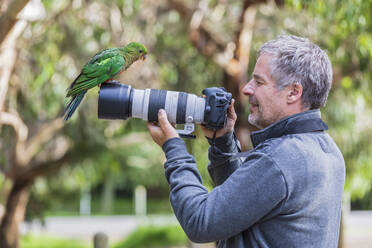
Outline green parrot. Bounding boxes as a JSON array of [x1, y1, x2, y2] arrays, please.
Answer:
[[62, 42, 148, 121]]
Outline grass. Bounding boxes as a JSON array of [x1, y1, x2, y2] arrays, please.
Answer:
[[21, 234, 88, 248], [112, 225, 188, 248], [21, 225, 188, 248]]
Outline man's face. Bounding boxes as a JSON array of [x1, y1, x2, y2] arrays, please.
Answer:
[[242, 54, 288, 129]]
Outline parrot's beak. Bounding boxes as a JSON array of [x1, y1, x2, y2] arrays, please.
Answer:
[[140, 54, 146, 61]]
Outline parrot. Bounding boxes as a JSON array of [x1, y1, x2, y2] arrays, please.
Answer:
[[62, 42, 148, 121]]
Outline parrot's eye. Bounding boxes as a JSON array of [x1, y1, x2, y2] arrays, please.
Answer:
[[139, 50, 143, 53]]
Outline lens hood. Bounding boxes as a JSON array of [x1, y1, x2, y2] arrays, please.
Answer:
[[98, 81, 132, 119]]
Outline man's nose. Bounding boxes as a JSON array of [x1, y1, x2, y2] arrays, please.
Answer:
[[242, 80, 254, 96]]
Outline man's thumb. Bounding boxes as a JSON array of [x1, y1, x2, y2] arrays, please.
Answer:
[[158, 109, 173, 132]]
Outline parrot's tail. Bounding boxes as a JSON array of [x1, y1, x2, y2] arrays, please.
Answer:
[[62, 92, 86, 121]]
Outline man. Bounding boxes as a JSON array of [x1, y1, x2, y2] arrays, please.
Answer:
[[147, 35, 345, 247]]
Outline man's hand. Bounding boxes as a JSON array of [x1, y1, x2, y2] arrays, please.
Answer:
[[147, 109, 179, 147], [200, 99, 237, 139]]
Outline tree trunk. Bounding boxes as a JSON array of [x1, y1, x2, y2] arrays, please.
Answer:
[[0, 179, 32, 248]]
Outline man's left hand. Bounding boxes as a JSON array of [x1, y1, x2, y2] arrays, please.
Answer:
[[147, 109, 179, 147]]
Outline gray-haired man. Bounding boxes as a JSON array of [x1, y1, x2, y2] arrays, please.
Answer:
[[147, 35, 345, 247]]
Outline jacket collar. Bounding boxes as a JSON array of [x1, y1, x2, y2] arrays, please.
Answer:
[[250, 109, 328, 148]]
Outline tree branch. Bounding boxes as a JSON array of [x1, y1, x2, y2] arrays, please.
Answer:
[[0, 19, 28, 157], [167, 0, 283, 68], [167, 0, 226, 57], [17, 118, 64, 167], [0, 20, 27, 114], [14, 149, 73, 182], [0, 0, 30, 44], [15, 139, 107, 182], [0, 107, 64, 169], [0, 112, 28, 142]]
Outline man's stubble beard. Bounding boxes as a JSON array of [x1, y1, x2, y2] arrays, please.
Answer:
[[248, 110, 264, 130]]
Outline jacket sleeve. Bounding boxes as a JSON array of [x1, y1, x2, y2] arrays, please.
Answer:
[[206, 131, 242, 186], [162, 137, 287, 243]]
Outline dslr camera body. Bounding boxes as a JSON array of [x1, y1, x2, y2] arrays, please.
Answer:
[[202, 87, 232, 129], [98, 81, 232, 138]]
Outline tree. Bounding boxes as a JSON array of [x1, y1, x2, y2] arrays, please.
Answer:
[[0, 1, 63, 247]]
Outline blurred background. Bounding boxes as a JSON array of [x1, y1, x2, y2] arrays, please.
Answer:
[[0, 0, 371, 247]]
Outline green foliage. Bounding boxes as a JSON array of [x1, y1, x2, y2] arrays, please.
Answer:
[[21, 234, 88, 248], [352, 186, 372, 210], [41, 198, 172, 217], [112, 225, 188, 248]]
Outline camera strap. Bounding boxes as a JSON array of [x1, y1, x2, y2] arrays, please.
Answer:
[[211, 129, 217, 147]]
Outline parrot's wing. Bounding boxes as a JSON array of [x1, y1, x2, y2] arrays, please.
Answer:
[[67, 54, 125, 97]]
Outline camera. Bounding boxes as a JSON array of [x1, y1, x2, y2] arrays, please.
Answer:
[[97, 81, 232, 138]]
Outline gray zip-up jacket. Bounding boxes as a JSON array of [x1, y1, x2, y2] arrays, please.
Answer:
[[162, 109, 345, 247]]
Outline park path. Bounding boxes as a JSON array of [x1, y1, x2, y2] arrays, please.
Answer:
[[21, 211, 372, 247], [344, 211, 372, 248]]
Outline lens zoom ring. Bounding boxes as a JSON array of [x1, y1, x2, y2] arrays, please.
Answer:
[[148, 89, 167, 122], [176, 92, 188, 124]]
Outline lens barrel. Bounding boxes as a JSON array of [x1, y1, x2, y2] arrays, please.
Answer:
[[98, 81, 205, 124], [98, 82, 132, 119]]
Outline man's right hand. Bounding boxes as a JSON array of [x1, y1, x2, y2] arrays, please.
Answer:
[[200, 99, 237, 139]]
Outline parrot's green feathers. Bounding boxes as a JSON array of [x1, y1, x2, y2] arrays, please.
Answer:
[[63, 42, 147, 120], [67, 55, 124, 97], [67, 42, 147, 97]]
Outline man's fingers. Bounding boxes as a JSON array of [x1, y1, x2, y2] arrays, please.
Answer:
[[147, 110, 179, 147], [158, 109, 174, 133], [229, 99, 235, 113], [146, 121, 156, 130], [228, 99, 237, 119], [147, 122, 161, 133]]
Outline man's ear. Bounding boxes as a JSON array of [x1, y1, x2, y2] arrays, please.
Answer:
[[287, 82, 303, 104]]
